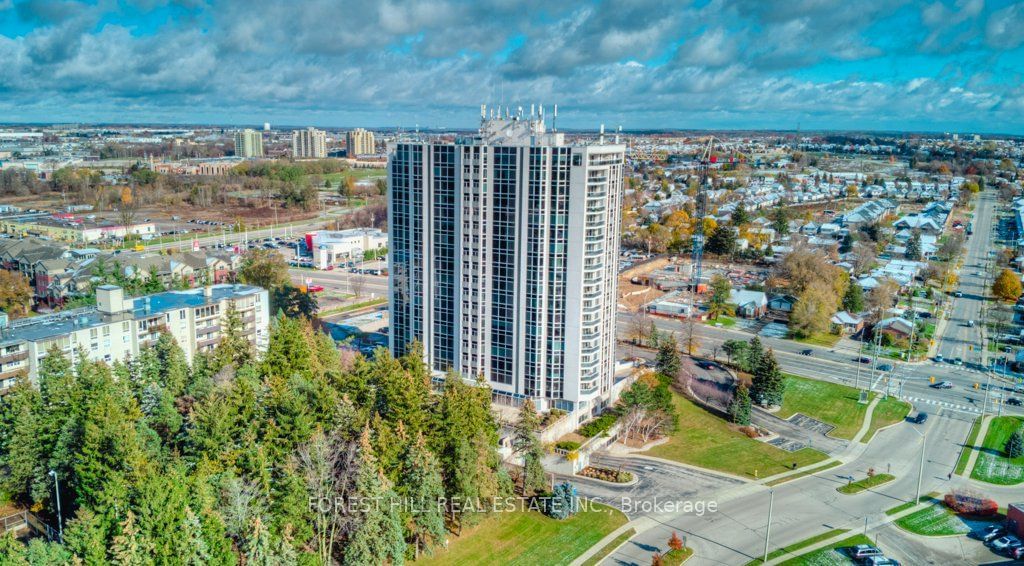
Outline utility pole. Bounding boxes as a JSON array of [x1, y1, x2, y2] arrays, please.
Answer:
[[49, 470, 63, 542], [763, 489, 774, 564]]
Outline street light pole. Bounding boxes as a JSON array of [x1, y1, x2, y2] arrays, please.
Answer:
[[49, 469, 63, 542], [763, 489, 774, 564], [910, 427, 927, 504]]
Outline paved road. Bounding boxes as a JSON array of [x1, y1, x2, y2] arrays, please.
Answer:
[[602, 409, 973, 565]]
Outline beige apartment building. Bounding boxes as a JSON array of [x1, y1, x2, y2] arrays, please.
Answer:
[[346, 128, 375, 156], [292, 127, 327, 158], [234, 128, 264, 158]]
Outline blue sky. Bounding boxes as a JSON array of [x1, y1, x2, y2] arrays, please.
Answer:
[[1, 0, 1023, 133]]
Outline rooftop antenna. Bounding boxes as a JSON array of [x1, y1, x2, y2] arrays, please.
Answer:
[[481, 104, 486, 121], [553, 104, 558, 132], [599, 124, 605, 144], [615, 125, 621, 144]]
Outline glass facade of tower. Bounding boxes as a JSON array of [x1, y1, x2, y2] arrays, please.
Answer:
[[388, 116, 623, 411]]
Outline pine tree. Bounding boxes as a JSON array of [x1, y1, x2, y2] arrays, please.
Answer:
[[397, 433, 446, 559], [245, 516, 275, 566], [731, 203, 750, 226], [728, 385, 752, 425], [344, 428, 406, 566], [842, 282, 865, 313], [512, 399, 546, 495], [655, 336, 681, 381], [839, 232, 854, 254], [181, 507, 211, 566], [110, 510, 153, 565], [747, 337, 765, 374], [750, 349, 785, 407], [1006, 430, 1024, 458], [905, 230, 922, 260]]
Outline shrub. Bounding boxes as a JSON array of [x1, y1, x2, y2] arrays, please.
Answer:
[[578, 413, 618, 437], [555, 440, 581, 452], [542, 482, 579, 520], [541, 408, 568, 428], [579, 466, 634, 483], [739, 426, 761, 438], [944, 489, 998, 516]]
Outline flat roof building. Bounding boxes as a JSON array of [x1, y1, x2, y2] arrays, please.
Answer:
[[292, 127, 327, 159], [234, 129, 264, 158], [389, 107, 625, 414], [0, 283, 269, 392]]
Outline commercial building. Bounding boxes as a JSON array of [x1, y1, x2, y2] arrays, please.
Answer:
[[388, 107, 625, 413], [0, 283, 269, 392], [304, 228, 387, 269], [234, 129, 264, 158], [0, 215, 156, 243], [346, 128, 375, 156], [292, 127, 327, 159]]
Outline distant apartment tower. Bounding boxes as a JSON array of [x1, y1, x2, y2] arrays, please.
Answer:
[[388, 107, 625, 413], [346, 128, 375, 156], [234, 129, 264, 158], [292, 127, 327, 159]]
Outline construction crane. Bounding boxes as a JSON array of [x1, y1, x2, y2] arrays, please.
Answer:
[[685, 137, 716, 354]]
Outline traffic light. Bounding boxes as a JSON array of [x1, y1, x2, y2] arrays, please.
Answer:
[[969, 345, 974, 351], [929, 376, 935, 383], [974, 383, 980, 389]]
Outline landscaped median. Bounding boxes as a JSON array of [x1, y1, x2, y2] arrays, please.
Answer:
[[774, 533, 877, 566], [744, 528, 849, 565], [416, 502, 627, 565], [954, 417, 982, 475], [836, 473, 895, 494]]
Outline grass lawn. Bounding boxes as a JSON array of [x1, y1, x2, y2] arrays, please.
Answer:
[[955, 417, 983, 475], [644, 392, 828, 479], [745, 529, 850, 565], [885, 493, 940, 516], [662, 547, 694, 565], [320, 168, 386, 187], [970, 416, 1024, 485], [862, 397, 912, 442], [581, 528, 635, 566], [836, 473, 895, 494], [777, 533, 874, 566], [708, 315, 736, 327], [894, 504, 972, 536], [417, 503, 627, 566], [777, 375, 871, 440], [792, 333, 841, 347]]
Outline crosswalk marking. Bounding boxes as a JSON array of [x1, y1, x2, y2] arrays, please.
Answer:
[[903, 396, 981, 414]]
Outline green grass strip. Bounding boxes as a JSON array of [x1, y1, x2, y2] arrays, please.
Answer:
[[955, 417, 983, 475], [581, 528, 636, 566], [744, 529, 851, 565], [836, 473, 895, 494]]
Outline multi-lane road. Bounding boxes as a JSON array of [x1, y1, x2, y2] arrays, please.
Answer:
[[617, 190, 1022, 419]]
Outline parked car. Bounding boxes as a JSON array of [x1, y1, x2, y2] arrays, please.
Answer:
[[978, 525, 1005, 542], [913, 412, 928, 424], [696, 361, 716, 370], [800, 349, 813, 356], [863, 557, 900, 566], [931, 381, 954, 389], [1011, 545, 1024, 560], [988, 535, 1020, 551], [848, 545, 884, 560]]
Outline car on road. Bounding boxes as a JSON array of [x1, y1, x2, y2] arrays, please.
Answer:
[[954, 291, 963, 297], [800, 349, 813, 356], [696, 361, 716, 370], [953, 357, 963, 365], [1011, 545, 1024, 560], [1007, 397, 1022, 406], [857, 356, 872, 364], [934, 354, 944, 363], [977, 525, 1006, 542], [913, 412, 928, 424], [878, 363, 893, 371], [306, 285, 325, 293], [988, 535, 1020, 552], [931, 381, 954, 389], [967, 320, 975, 327], [848, 545, 884, 560]]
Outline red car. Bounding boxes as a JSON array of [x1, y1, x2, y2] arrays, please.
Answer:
[[307, 285, 325, 293]]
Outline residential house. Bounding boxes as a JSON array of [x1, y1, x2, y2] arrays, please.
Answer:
[[875, 316, 914, 339], [729, 289, 768, 318], [830, 311, 864, 335]]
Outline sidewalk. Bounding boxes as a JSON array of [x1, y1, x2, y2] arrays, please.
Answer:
[[960, 414, 992, 478]]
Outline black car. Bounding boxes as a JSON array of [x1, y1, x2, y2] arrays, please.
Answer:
[[800, 349, 813, 356], [913, 412, 928, 424], [696, 361, 716, 370], [857, 356, 871, 364], [1007, 397, 1022, 406]]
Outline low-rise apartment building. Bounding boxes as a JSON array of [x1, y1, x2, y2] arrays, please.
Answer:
[[0, 283, 269, 392]]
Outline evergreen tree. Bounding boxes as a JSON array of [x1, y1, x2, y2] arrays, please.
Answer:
[[838, 232, 854, 254], [747, 337, 765, 374], [1006, 430, 1024, 458], [655, 336, 682, 382], [771, 207, 790, 236], [109, 510, 153, 565], [62, 509, 109, 565], [705, 224, 737, 257], [344, 428, 406, 566], [750, 349, 785, 407], [0, 532, 27, 565], [397, 432, 446, 559], [707, 275, 733, 320], [181, 507, 211, 566], [543, 482, 579, 520], [728, 385, 752, 425], [905, 230, 922, 260], [245, 516, 275, 566], [512, 399, 546, 495], [731, 203, 750, 226], [842, 282, 865, 313]]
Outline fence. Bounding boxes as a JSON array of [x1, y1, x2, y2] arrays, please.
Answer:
[[0, 511, 58, 541]]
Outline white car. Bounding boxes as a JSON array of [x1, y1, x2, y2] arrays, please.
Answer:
[[989, 535, 1020, 551]]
